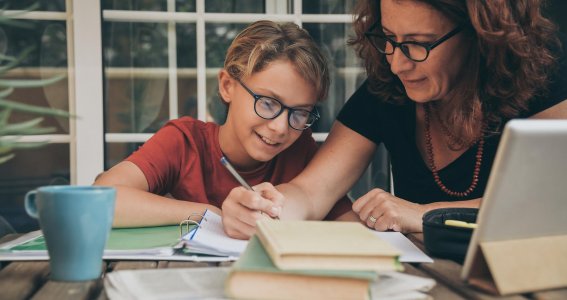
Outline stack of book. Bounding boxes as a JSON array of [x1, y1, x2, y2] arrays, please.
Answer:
[[225, 219, 402, 300]]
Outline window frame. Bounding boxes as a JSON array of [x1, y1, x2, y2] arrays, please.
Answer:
[[3, 0, 361, 185]]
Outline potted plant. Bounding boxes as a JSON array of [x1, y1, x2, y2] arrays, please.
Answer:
[[0, 6, 70, 164], [0, 6, 71, 236]]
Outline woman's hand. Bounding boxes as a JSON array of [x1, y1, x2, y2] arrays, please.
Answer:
[[221, 182, 284, 239], [352, 188, 427, 233]]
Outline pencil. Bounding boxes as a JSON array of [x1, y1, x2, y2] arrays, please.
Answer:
[[220, 156, 254, 190], [220, 156, 279, 220]]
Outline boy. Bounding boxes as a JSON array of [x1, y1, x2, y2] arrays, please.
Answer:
[[95, 21, 354, 232]]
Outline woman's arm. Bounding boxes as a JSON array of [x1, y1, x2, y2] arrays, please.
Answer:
[[222, 121, 377, 239], [277, 122, 377, 220], [94, 161, 221, 227], [352, 190, 480, 233]]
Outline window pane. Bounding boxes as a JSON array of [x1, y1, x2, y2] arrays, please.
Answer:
[[177, 77, 198, 119], [103, 0, 160, 11], [176, 0, 196, 12], [0, 144, 70, 232], [104, 76, 170, 133], [303, 22, 364, 132], [173, 23, 198, 119], [103, 22, 169, 133], [2, 20, 69, 134], [0, 0, 66, 11], [103, 22, 168, 68], [205, 23, 247, 68], [176, 24, 197, 68], [303, 0, 355, 14], [105, 142, 144, 169], [205, 0, 265, 13]]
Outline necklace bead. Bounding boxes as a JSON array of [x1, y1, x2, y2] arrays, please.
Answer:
[[423, 104, 484, 198]]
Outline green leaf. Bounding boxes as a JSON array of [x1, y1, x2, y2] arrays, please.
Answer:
[[0, 117, 57, 135], [0, 74, 67, 88], [0, 139, 48, 149], [0, 141, 47, 149], [0, 54, 18, 63], [0, 154, 15, 164], [0, 99, 70, 117], [0, 88, 14, 98], [0, 3, 40, 29], [0, 108, 11, 125], [0, 47, 35, 73]]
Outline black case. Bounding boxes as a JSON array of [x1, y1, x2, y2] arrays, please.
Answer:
[[422, 208, 479, 263]]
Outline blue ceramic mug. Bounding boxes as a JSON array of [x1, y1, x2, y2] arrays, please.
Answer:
[[25, 186, 116, 281]]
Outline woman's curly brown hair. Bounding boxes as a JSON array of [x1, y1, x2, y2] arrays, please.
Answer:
[[349, 0, 561, 142]]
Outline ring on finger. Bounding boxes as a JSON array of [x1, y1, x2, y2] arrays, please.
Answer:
[[368, 215, 377, 223]]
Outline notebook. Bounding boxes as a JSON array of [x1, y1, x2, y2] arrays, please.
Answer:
[[178, 209, 248, 257], [255, 219, 401, 271], [461, 119, 567, 295], [0, 224, 233, 262], [225, 235, 377, 300]]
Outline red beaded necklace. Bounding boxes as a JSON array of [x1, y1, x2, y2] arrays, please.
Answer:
[[423, 104, 484, 197]]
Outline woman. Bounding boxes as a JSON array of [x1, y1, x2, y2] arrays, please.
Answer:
[[221, 0, 567, 238]]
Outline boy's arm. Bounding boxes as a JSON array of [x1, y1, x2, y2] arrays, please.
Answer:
[[94, 161, 220, 227]]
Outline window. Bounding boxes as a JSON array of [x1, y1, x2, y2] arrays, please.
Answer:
[[101, 0, 362, 168], [0, 0, 363, 231]]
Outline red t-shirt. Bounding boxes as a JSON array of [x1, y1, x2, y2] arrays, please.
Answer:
[[126, 117, 351, 220]]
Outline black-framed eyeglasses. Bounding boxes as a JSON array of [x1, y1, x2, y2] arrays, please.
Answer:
[[364, 21, 464, 62], [236, 79, 320, 131]]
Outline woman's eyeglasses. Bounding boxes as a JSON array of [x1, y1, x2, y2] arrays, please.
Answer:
[[364, 20, 464, 62], [236, 79, 320, 131]]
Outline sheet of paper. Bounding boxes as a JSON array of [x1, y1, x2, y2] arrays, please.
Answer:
[[104, 267, 435, 300], [373, 231, 433, 263], [182, 210, 247, 257], [105, 267, 230, 300], [371, 271, 436, 299]]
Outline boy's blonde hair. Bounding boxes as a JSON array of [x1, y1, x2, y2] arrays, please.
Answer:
[[224, 20, 329, 101]]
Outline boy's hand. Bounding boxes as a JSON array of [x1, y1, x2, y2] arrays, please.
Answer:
[[221, 182, 284, 239]]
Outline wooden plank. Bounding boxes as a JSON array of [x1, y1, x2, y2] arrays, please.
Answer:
[[29, 262, 107, 300], [159, 261, 213, 268], [0, 261, 50, 300], [0, 233, 21, 244], [30, 280, 103, 300], [98, 261, 158, 299], [96, 286, 110, 300], [219, 261, 234, 267], [404, 263, 466, 300], [108, 261, 158, 271], [0, 233, 22, 270], [419, 258, 528, 300]]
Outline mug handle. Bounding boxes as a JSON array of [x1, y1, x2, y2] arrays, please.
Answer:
[[25, 191, 39, 219]]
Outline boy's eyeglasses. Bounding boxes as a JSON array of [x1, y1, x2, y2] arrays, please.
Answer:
[[364, 20, 464, 62], [236, 79, 320, 131]]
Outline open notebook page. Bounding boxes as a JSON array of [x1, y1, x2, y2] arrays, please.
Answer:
[[181, 210, 248, 257]]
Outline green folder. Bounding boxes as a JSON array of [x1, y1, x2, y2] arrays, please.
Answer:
[[9, 226, 180, 251]]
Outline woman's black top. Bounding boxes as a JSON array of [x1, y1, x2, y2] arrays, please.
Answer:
[[336, 35, 567, 204]]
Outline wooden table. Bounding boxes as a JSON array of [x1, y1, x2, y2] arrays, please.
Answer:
[[1, 233, 566, 300]]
